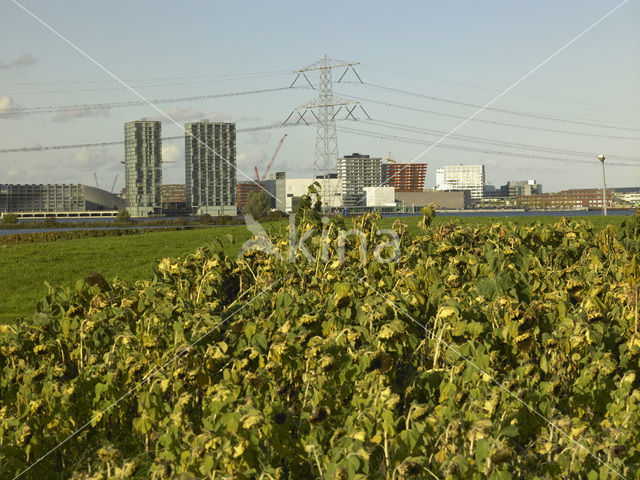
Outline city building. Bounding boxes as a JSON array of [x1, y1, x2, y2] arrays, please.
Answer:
[[162, 184, 187, 216], [483, 185, 501, 198], [0, 184, 124, 217], [268, 171, 287, 212], [613, 187, 640, 207], [363, 186, 396, 207], [337, 153, 383, 207], [396, 190, 471, 210], [500, 180, 542, 197], [435, 164, 485, 200], [285, 178, 342, 213], [185, 120, 237, 216], [381, 162, 428, 192], [516, 188, 614, 209], [124, 119, 163, 217], [236, 181, 265, 211]]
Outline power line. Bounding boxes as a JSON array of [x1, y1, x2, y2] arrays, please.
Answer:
[[361, 64, 640, 113], [353, 82, 640, 131], [339, 93, 640, 141], [0, 86, 300, 116], [0, 69, 292, 86], [337, 125, 639, 167], [365, 119, 640, 162], [0, 122, 301, 154], [4, 72, 291, 96]]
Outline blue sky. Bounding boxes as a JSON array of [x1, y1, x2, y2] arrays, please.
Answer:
[[1, 0, 639, 192]]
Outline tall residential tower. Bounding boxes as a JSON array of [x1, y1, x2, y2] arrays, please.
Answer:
[[124, 119, 162, 216], [337, 153, 382, 207], [185, 120, 237, 216]]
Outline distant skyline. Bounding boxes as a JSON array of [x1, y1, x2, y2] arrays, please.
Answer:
[[1, 0, 639, 193]]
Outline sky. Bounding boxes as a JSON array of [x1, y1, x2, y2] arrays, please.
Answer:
[[1, 0, 639, 193]]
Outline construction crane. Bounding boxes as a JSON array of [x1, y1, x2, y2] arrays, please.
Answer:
[[386, 152, 396, 163], [253, 134, 287, 182], [110, 175, 118, 193]]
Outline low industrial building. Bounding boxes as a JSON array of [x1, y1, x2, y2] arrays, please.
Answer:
[[285, 177, 342, 213], [0, 184, 125, 218], [396, 190, 471, 210], [516, 188, 614, 209], [364, 186, 396, 207]]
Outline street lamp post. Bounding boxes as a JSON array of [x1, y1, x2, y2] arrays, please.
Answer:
[[597, 154, 607, 216]]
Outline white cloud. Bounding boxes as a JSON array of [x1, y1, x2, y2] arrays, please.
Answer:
[[0, 95, 25, 120], [162, 143, 183, 164], [150, 108, 233, 124], [52, 105, 111, 122], [247, 131, 272, 146], [0, 54, 36, 69]]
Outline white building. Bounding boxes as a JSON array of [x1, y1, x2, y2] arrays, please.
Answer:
[[337, 153, 383, 207], [363, 186, 396, 207], [285, 178, 342, 213], [435, 164, 485, 200]]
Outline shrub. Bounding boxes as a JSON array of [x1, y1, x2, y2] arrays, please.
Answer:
[[114, 209, 133, 225], [1, 214, 18, 225], [199, 214, 213, 225]]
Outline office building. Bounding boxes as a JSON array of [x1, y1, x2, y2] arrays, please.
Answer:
[[501, 180, 542, 197], [516, 188, 614, 209], [236, 181, 266, 211], [337, 153, 383, 207], [0, 184, 124, 216], [435, 164, 485, 200], [185, 120, 237, 216], [382, 163, 428, 192], [285, 178, 342, 213], [124, 119, 163, 217]]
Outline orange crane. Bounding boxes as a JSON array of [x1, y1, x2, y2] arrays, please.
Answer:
[[386, 152, 396, 163], [254, 134, 287, 181]]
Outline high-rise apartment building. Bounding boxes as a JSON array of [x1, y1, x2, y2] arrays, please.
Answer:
[[337, 153, 383, 207], [382, 163, 428, 191], [185, 120, 237, 216], [124, 119, 162, 217], [435, 164, 485, 200]]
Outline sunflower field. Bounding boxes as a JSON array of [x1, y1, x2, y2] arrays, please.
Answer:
[[1, 203, 639, 479]]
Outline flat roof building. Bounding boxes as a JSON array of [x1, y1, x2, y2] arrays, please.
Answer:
[[382, 163, 428, 192], [337, 153, 382, 207], [435, 164, 485, 200], [185, 120, 237, 216], [285, 178, 342, 213], [0, 184, 124, 215], [124, 119, 163, 217]]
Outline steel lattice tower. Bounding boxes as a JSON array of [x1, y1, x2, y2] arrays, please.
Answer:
[[285, 56, 367, 209]]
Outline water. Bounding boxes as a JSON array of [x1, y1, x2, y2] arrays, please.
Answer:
[[383, 209, 637, 218]]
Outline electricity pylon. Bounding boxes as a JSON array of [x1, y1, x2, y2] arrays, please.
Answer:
[[284, 55, 369, 210]]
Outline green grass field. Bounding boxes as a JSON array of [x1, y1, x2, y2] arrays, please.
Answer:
[[0, 214, 628, 322]]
